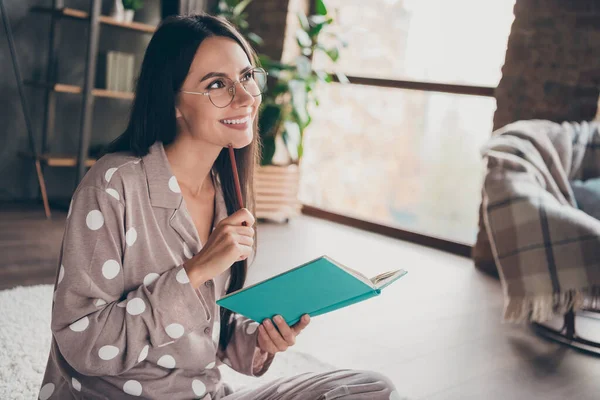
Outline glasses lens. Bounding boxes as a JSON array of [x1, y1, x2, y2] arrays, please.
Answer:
[[242, 69, 267, 97], [208, 80, 234, 108]]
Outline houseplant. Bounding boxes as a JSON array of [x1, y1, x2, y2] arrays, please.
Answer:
[[122, 0, 144, 22], [216, 0, 347, 221]]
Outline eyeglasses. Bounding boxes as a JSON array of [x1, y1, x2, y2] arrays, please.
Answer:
[[180, 67, 267, 108]]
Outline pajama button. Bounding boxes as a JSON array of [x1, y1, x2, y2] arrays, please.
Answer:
[[205, 280, 213, 287], [204, 327, 211, 334]]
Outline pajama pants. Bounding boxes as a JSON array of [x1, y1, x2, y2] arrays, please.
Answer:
[[221, 369, 403, 400]]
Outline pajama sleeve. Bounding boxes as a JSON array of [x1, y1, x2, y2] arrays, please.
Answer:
[[217, 314, 275, 377], [51, 186, 210, 376]]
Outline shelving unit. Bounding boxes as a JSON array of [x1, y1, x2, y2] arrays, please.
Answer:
[[22, 0, 156, 218]]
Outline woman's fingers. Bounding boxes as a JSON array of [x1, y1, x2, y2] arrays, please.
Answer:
[[236, 243, 253, 261], [272, 315, 296, 346], [222, 208, 255, 227], [262, 319, 289, 351], [237, 226, 255, 238], [258, 325, 279, 354], [235, 234, 254, 247], [291, 314, 310, 336]]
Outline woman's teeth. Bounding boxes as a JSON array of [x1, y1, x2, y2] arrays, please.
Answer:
[[221, 116, 250, 125]]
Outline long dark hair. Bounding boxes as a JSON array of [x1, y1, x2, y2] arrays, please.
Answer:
[[106, 14, 260, 352]]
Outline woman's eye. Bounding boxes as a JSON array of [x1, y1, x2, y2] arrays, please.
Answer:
[[208, 80, 226, 90], [241, 71, 254, 82]]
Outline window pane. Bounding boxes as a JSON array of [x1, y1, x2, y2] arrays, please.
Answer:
[[314, 0, 515, 87], [299, 84, 494, 244]]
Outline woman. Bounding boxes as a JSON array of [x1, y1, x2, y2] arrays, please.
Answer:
[[39, 14, 399, 400]]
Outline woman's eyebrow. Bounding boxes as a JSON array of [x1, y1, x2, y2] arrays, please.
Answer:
[[200, 66, 253, 82]]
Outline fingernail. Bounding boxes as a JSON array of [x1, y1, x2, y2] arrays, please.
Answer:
[[264, 319, 271, 327], [275, 315, 283, 322]]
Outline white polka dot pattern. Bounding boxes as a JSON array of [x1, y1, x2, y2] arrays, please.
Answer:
[[157, 355, 176, 369], [58, 264, 65, 284], [86, 210, 104, 230], [176, 268, 190, 284], [183, 243, 193, 259], [69, 317, 89, 332], [123, 380, 142, 396], [165, 323, 184, 339], [205, 361, 216, 369], [245, 323, 258, 335], [143, 273, 159, 286], [39, 383, 55, 400], [168, 176, 181, 193], [98, 345, 119, 360], [105, 168, 117, 183], [138, 345, 149, 363], [102, 260, 121, 279], [192, 379, 206, 397], [126, 228, 137, 246], [126, 298, 146, 315], [95, 298, 107, 307], [106, 188, 120, 200]]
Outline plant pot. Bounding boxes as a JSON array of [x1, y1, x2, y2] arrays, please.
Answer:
[[123, 9, 135, 23], [110, 0, 125, 21], [254, 165, 301, 222]]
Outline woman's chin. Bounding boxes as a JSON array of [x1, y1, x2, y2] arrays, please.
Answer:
[[225, 132, 253, 149]]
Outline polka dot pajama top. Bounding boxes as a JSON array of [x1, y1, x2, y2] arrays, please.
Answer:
[[39, 142, 272, 399]]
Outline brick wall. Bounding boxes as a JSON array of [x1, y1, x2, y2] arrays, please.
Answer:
[[493, 0, 600, 130]]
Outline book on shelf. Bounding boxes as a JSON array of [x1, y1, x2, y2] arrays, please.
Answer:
[[96, 51, 135, 92]]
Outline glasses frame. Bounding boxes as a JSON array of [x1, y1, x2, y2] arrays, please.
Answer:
[[180, 67, 268, 108]]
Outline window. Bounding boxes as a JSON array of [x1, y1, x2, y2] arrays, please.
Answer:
[[298, 0, 516, 245]]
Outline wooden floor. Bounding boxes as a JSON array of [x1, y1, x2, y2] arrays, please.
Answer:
[[0, 203, 66, 290], [2, 203, 600, 399]]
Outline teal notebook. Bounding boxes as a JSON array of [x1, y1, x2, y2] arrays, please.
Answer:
[[216, 255, 407, 326]]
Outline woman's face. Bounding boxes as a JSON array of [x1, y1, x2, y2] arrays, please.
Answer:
[[176, 36, 261, 149]]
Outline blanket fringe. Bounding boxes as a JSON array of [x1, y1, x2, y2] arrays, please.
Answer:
[[503, 286, 600, 323]]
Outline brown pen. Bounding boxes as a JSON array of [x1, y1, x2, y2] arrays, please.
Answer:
[[228, 145, 247, 226]]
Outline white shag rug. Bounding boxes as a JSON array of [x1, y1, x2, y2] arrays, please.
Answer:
[[0, 285, 335, 400]]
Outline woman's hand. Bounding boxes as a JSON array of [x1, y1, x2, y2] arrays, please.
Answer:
[[257, 314, 311, 355], [184, 208, 255, 288]]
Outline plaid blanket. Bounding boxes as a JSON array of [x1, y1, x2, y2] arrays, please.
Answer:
[[482, 120, 600, 322]]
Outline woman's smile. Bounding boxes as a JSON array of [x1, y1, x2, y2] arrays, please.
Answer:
[[219, 114, 252, 130]]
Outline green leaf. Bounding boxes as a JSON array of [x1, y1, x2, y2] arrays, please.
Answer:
[[297, 12, 310, 32], [270, 82, 290, 98], [233, 0, 253, 16], [315, 0, 328, 15], [258, 104, 282, 138], [296, 28, 312, 48], [315, 70, 332, 83], [297, 141, 304, 160], [323, 32, 349, 47], [247, 32, 264, 46], [217, 1, 229, 13], [325, 46, 339, 62], [282, 121, 301, 162], [308, 16, 332, 38], [294, 55, 312, 80], [260, 136, 276, 165], [260, 56, 295, 71], [335, 71, 349, 84], [289, 80, 310, 128], [308, 15, 329, 25]]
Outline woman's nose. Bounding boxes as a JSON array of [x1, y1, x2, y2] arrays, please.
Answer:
[[231, 81, 255, 107]]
